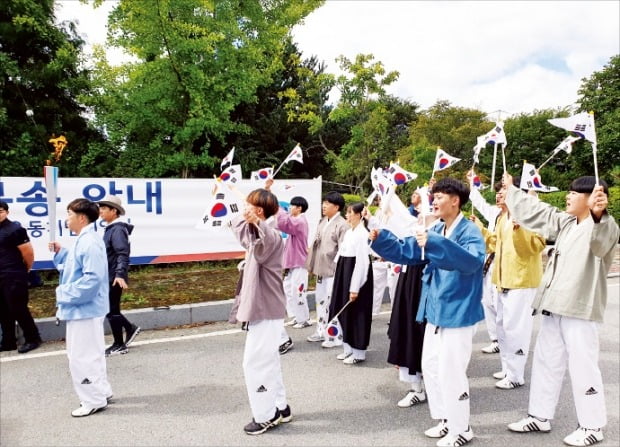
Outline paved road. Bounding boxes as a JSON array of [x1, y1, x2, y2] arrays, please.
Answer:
[[1, 278, 618, 447]]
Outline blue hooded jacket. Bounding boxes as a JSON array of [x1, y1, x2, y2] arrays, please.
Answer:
[[371, 217, 485, 328]]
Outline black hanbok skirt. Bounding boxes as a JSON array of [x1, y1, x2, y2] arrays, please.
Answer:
[[329, 256, 373, 350], [387, 264, 426, 373]]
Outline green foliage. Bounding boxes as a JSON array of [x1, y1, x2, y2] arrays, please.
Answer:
[[576, 55, 620, 182], [87, 0, 323, 178], [0, 0, 107, 176]]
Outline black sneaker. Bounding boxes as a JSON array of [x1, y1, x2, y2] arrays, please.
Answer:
[[18, 340, 41, 354], [279, 338, 294, 355], [105, 343, 129, 357], [125, 325, 141, 346], [244, 409, 282, 435], [279, 405, 292, 423]]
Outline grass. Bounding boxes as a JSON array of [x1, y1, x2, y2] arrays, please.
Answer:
[[28, 260, 242, 319], [29, 259, 318, 319]]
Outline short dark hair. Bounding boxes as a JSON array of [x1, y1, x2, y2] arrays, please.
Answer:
[[323, 191, 345, 212], [67, 198, 100, 223], [569, 176, 609, 196], [246, 188, 279, 218], [290, 196, 308, 213], [432, 178, 470, 209], [0, 201, 8, 211]]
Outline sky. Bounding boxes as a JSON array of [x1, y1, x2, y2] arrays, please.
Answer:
[[55, 0, 619, 117]]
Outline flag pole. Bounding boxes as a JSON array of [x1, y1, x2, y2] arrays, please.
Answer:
[[490, 142, 498, 187], [272, 159, 286, 178], [501, 144, 507, 174], [592, 142, 600, 185], [537, 152, 556, 171]]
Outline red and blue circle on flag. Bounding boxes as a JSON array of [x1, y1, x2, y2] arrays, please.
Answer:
[[258, 170, 270, 179], [392, 173, 407, 185], [473, 176, 481, 187], [220, 172, 231, 181], [393, 265, 402, 274], [327, 324, 340, 337], [210, 202, 227, 218], [533, 177, 541, 188], [439, 158, 450, 169]]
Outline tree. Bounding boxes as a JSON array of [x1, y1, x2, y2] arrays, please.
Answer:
[[399, 101, 488, 186], [0, 0, 107, 176], [576, 54, 620, 184], [87, 0, 323, 178]]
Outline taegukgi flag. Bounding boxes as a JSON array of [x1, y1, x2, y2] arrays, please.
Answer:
[[552, 135, 581, 155], [195, 182, 242, 230], [283, 143, 303, 164], [386, 162, 417, 186], [433, 148, 461, 172], [548, 112, 596, 144], [220, 147, 235, 171], [519, 162, 558, 192], [219, 164, 242, 184], [250, 167, 274, 182]]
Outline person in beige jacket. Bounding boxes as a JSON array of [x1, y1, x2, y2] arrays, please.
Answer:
[[504, 173, 619, 447], [305, 192, 348, 346]]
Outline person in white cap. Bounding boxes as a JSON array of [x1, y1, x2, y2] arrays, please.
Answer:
[[97, 195, 140, 356]]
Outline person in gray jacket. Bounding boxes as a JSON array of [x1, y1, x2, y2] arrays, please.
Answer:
[[504, 173, 619, 447], [305, 192, 348, 346], [98, 196, 140, 356], [230, 188, 291, 435]]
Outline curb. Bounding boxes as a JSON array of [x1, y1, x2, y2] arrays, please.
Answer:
[[35, 293, 321, 342]]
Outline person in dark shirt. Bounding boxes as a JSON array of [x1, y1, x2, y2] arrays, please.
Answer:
[[0, 201, 42, 353], [97, 196, 140, 356]]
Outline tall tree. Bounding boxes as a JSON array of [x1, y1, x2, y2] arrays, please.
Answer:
[[576, 54, 620, 183], [87, 0, 323, 178], [0, 0, 105, 176]]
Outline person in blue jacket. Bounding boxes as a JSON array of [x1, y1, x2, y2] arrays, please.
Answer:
[[50, 198, 113, 418], [369, 178, 485, 447]]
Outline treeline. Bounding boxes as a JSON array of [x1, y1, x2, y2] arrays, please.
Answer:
[[1, 1, 618, 197]]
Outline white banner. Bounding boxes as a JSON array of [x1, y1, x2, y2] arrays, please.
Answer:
[[0, 177, 323, 269]]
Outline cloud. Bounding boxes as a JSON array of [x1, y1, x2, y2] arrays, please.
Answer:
[[291, 0, 619, 114], [55, 0, 619, 115]]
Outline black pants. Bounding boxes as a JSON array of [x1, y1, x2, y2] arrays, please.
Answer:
[[106, 283, 133, 344], [0, 275, 41, 347]]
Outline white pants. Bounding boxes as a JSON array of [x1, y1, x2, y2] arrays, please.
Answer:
[[371, 261, 399, 314], [314, 276, 334, 338], [66, 317, 112, 409], [528, 314, 606, 429], [422, 323, 476, 435], [283, 267, 310, 324], [481, 262, 498, 341], [496, 287, 536, 383], [342, 342, 365, 360], [243, 319, 287, 423], [398, 366, 423, 386]]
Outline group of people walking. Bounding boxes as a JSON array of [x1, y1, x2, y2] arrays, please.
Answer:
[[2, 170, 617, 447], [230, 172, 617, 447]]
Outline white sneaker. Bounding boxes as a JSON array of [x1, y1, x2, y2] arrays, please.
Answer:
[[507, 415, 551, 432], [342, 356, 365, 365], [397, 390, 426, 407], [336, 352, 352, 360], [481, 340, 500, 354], [436, 427, 474, 447], [71, 403, 107, 417], [292, 321, 312, 329], [495, 377, 524, 389], [321, 339, 342, 348], [306, 333, 324, 342], [284, 319, 297, 327], [563, 427, 604, 446], [425, 420, 449, 438], [493, 371, 507, 380]]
